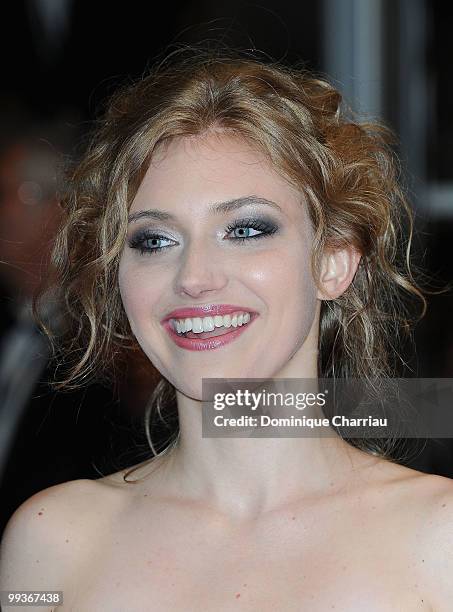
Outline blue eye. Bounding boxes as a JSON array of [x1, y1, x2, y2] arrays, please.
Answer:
[[225, 217, 278, 242], [128, 234, 175, 255], [230, 227, 258, 239], [128, 216, 278, 256]]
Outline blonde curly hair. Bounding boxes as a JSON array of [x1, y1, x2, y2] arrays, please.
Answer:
[[33, 45, 431, 472]]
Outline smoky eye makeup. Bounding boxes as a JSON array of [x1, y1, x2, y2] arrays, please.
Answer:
[[223, 215, 279, 238], [126, 213, 281, 256], [127, 227, 176, 256]]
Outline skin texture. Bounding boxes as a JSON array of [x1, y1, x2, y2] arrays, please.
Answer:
[[119, 131, 357, 398], [118, 130, 365, 515], [2, 131, 453, 611]]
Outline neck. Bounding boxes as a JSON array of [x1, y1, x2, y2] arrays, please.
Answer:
[[162, 385, 378, 520], [171, 423, 370, 519], [155, 309, 379, 519]]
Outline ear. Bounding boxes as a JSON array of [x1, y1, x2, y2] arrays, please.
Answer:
[[317, 246, 361, 300]]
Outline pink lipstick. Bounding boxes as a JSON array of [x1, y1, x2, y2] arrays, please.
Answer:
[[161, 304, 259, 351]]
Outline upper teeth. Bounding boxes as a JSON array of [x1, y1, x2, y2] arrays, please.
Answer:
[[171, 311, 251, 334]]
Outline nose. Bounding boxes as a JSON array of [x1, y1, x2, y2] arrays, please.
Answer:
[[173, 240, 229, 299]]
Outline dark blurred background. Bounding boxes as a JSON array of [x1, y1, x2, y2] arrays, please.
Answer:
[[0, 0, 452, 534]]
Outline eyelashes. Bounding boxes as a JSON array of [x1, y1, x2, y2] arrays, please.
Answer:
[[127, 216, 279, 256], [224, 216, 278, 239], [127, 232, 173, 256]]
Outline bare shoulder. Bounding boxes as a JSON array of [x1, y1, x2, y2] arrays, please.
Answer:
[[411, 470, 453, 611], [379, 462, 453, 610], [382, 460, 453, 504], [369, 458, 453, 514], [0, 477, 125, 609]]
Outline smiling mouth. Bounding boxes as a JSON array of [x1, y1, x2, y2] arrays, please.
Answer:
[[168, 311, 254, 340]]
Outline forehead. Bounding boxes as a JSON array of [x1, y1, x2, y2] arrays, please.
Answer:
[[130, 131, 306, 220]]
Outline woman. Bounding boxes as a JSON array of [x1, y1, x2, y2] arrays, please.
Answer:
[[1, 46, 452, 611]]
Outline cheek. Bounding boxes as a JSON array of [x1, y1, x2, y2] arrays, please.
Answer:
[[118, 260, 159, 335], [247, 245, 317, 301], [247, 246, 318, 335]]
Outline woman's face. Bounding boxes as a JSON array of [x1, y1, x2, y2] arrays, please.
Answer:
[[118, 131, 321, 400]]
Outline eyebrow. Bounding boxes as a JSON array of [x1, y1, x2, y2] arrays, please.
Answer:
[[127, 195, 282, 224]]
